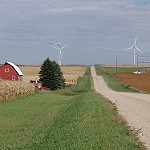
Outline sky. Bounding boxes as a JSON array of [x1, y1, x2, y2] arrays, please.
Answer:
[[0, 0, 150, 65]]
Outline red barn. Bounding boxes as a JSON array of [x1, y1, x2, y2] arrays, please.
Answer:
[[0, 62, 23, 81]]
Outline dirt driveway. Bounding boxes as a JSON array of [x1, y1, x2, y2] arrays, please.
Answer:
[[91, 66, 150, 149]]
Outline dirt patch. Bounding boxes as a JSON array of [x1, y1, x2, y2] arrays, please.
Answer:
[[115, 72, 150, 93]]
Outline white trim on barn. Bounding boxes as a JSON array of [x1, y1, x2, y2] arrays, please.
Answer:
[[5, 62, 23, 76], [12, 75, 16, 80], [5, 68, 9, 72]]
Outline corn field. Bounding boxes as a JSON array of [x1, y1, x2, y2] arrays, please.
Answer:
[[63, 75, 78, 87], [65, 79, 77, 87], [0, 80, 35, 102]]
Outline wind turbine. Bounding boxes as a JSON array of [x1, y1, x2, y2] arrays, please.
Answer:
[[49, 42, 68, 66], [125, 36, 143, 65]]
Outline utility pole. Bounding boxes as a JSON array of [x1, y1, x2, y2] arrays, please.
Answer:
[[116, 57, 118, 73], [137, 55, 138, 73]]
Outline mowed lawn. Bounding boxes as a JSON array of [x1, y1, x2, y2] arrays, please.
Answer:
[[0, 93, 72, 149], [0, 68, 143, 149]]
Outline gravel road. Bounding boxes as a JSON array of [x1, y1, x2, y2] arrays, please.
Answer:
[[91, 66, 150, 149]]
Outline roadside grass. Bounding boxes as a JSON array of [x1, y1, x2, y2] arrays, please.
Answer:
[[18, 92, 143, 150], [73, 67, 92, 92], [95, 66, 137, 92], [56, 67, 92, 94], [0, 67, 144, 149]]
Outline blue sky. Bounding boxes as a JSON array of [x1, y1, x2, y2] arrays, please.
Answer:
[[136, 1, 150, 5], [0, 0, 150, 65]]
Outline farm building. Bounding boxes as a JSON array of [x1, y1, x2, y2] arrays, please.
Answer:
[[0, 62, 23, 81]]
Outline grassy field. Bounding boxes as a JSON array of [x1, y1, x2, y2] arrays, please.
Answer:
[[99, 65, 150, 68], [95, 66, 137, 92], [0, 67, 144, 149], [95, 67, 137, 74]]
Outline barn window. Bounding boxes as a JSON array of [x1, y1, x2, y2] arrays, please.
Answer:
[[0, 77, 2, 80], [5, 68, 9, 72], [12, 76, 15, 80]]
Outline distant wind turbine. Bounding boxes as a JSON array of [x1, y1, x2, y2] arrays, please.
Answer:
[[125, 36, 143, 65], [49, 42, 69, 66]]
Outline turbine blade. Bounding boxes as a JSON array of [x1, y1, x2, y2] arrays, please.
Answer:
[[135, 46, 143, 54], [124, 46, 134, 51], [50, 45, 59, 50], [49, 42, 56, 44], [134, 36, 137, 46], [62, 44, 69, 49], [49, 42, 60, 45]]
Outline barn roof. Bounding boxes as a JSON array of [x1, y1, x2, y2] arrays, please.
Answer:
[[5, 62, 23, 76]]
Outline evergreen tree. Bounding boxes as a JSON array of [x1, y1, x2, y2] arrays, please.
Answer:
[[52, 61, 65, 89], [39, 58, 65, 90]]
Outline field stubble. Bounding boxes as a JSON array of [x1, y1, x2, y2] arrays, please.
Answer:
[[19, 66, 87, 86]]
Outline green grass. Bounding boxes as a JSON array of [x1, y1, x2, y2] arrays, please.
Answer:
[[0, 93, 73, 149], [73, 67, 92, 92], [0, 93, 143, 149], [95, 66, 137, 92], [73, 75, 91, 92], [0, 67, 144, 149], [84, 66, 91, 75], [95, 67, 137, 75]]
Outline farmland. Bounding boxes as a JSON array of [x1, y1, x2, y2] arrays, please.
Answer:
[[0, 65, 87, 102], [115, 73, 150, 93], [19, 66, 40, 83], [0, 67, 144, 149], [95, 66, 137, 92], [98, 65, 150, 68], [61, 66, 87, 86], [95, 66, 150, 93], [0, 80, 35, 102], [19, 65, 87, 86]]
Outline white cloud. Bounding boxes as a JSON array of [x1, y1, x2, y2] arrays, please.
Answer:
[[0, 0, 150, 65]]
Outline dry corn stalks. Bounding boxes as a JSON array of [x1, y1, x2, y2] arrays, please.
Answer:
[[64, 75, 78, 87], [0, 80, 35, 102]]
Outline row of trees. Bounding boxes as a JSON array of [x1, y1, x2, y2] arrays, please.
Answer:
[[39, 58, 65, 90]]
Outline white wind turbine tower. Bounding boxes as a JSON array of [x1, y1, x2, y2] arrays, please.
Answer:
[[49, 42, 68, 66], [125, 36, 143, 65]]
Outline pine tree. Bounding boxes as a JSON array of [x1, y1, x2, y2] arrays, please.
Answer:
[[39, 58, 65, 90], [52, 61, 65, 89]]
